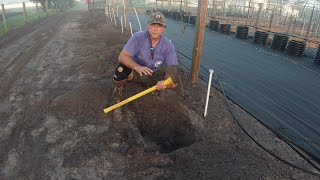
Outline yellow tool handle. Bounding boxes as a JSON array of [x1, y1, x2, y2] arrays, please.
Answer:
[[103, 77, 173, 113]]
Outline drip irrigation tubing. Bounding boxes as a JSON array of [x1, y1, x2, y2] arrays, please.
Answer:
[[175, 49, 320, 176]]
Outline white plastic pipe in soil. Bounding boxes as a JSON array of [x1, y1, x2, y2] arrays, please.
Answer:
[[134, 7, 142, 31], [129, 22, 133, 36], [112, 8, 117, 26], [204, 69, 214, 117], [121, 16, 123, 33]]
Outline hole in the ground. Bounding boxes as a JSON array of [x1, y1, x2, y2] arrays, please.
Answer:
[[133, 96, 202, 153]]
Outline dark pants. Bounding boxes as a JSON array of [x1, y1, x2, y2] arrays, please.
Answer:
[[113, 63, 165, 86]]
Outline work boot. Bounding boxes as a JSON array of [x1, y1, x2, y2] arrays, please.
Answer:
[[112, 85, 125, 104]]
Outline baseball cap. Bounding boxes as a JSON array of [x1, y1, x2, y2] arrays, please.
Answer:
[[148, 11, 166, 27]]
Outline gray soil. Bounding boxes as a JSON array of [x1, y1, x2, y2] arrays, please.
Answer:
[[0, 10, 319, 179]]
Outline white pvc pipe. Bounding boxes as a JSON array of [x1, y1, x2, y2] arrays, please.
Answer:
[[121, 16, 123, 33], [112, 8, 117, 26], [134, 7, 142, 31], [129, 21, 133, 36], [204, 69, 214, 117]]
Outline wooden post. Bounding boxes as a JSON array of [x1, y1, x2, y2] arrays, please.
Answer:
[[305, 6, 315, 41], [23, 2, 28, 23], [36, 2, 40, 18], [161, 0, 164, 10], [191, 0, 207, 83], [1, 4, 8, 32], [45, 0, 49, 16], [123, 0, 129, 29], [245, 0, 251, 24], [222, 0, 226, 18], [106, 0, 110, 15], [184, 0, 188, 13], [255, 3, 263, 28]]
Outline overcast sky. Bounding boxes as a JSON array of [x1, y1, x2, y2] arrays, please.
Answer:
[[0, 0, 27, 5]]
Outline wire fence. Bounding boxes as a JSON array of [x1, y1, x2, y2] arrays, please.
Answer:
[[144, 1, 320, 48], [0, 2, 58, 36], [100, 3, 320, 160]]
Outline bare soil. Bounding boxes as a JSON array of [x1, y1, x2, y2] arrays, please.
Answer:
[[0, 10, 319, 179]]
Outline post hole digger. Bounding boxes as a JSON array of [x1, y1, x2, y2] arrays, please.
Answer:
[[103, 77, 174, 113], [104, 65, 183, 113]]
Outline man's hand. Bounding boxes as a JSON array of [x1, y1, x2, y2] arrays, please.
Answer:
[[134, 65, 153, 76], [156, 80, 167, 90]]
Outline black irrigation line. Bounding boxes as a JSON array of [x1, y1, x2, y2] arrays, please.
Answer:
[[175, 49, 320, 176]]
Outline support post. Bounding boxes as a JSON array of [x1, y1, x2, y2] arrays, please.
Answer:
[[23, 2, 28, 23], [45, 0, 49, 16], [245, 0, 251, 25], [305, 6, 315, 41], [36, 2, 40, 18], [124, 0, 129, 29], [191, 0, 207, 83], [1, 4, 8, 32], [211, 0, 216, 18], [255, 3, 263, 28]]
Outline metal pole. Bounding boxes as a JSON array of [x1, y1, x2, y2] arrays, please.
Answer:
[[134, 7, 142, 31], [305, 6, 315, 41], [204, 69, 214, 117]]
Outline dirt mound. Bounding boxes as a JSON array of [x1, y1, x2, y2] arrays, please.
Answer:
[[51, 82, 109, 115], [78, 59, 114, 76]]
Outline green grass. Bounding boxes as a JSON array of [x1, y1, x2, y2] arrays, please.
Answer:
[[0, 6, 56, 36], [0, 3, 95, 36]]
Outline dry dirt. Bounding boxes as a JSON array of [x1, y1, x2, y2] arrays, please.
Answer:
[[0, 10, 320, 179]]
